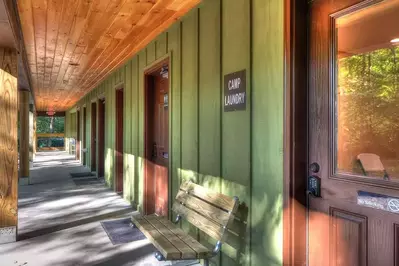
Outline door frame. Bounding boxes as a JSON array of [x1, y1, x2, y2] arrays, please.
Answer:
[[283, 0, 308, 265], [82, 105, 87, 166], [97, 95, 105, 178], [115, 84, 124, 193], [91, 100, 97, 172], [76, 109, 81, 161], [143, 55, 170, 215]]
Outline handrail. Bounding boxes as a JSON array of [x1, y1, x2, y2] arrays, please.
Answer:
[[36, 133, 65, 138]]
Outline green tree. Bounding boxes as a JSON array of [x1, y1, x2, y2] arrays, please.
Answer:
[[36, 116, 65, 148], [36, 117, 65, 133], [337, 46, 399, 176]]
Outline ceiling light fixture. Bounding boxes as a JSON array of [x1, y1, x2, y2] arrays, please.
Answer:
[[391, 38, 399, 43]]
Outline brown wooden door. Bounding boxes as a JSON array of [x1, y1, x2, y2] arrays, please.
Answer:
[[76, 110, 80, 161], [83, 107, 87, 166], [308, 0, 399, 265], [115, 89, 124, 193], [145, 65, 169, 216], [98, 99, 105, 177], [91, 102, 97, 172]]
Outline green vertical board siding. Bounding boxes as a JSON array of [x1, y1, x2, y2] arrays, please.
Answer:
[[181, 9, 199, 184], [180, 9, 199, 239], [87, 102, 91, 169], [198, 0, 222, 264], [251, 0, 284, 265], [221, 0, 251, 185], [221, 0, 251, 265], [95, 99, 99, 174], [137, 50, 146, 211], [168, 23, 182, 217], [131, 57, 139, 205], [198, 0, 221, 190], [106, 77, 115, 188], [65, 113, 70, 153], [68, 1, 285, 265], [112, 74, 116, 189], [147, 41, 156, 65], [124, 62, 133, 202], [156, 32, 168, 59], [65, 111, 77, 139]]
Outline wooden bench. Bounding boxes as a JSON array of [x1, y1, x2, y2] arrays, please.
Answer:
[[131, 180, 240, 266]]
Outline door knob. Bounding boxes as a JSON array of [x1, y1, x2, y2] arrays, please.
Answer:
[[309, 162, 320, 173]]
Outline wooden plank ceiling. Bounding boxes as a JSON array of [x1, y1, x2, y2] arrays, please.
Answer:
[[17, 0, 200, 111]]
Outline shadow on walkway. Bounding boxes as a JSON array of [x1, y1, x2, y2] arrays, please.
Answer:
[[0, 151, 200, 266], [18, 151, 134, 238]]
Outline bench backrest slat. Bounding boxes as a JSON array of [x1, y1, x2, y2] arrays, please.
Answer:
[[173, 202, 224, 241], [179, 181, 237, 212], [173, 181, 239, 242], [175, 190, 231, 226]]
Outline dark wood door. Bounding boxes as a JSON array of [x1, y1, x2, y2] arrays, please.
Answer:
[[308, 0, 399, 265], [98, 99, 105, 177], [115, 89, 124, 193], [83, 107, 87, 166], [76, 110, 80, 161], [145, 67, 169, 216], [91, 102, 97, 171]]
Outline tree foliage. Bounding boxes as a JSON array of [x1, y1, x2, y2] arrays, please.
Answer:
[[337, 46, 399, 176], [36, 117, 65, 133]]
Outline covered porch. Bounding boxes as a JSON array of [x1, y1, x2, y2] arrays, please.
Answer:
[[2, 150, 194, 266]]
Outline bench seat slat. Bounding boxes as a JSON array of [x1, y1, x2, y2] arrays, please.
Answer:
[[173, 202, 223, 241], [144, 216, 197, 259], [180, 181, 236, 212], [131, 217, 181, 260], [176, 190, 230, 226], [157, 217, 210, 258]]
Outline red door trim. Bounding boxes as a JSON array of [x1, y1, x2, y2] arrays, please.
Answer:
[[143, 57, 170, 215], [283, 0, 308, 265], [98, 98, 105, 177], [91, 101, 97, 172], [115, 88, 124, 194], [76, 110, 81, 161]]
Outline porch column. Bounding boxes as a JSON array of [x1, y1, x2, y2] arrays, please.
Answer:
[[32, 112, 36, 160], [29, 108, 34, 162], [0, 47, 18, 243], [19, 90, 30, 185]]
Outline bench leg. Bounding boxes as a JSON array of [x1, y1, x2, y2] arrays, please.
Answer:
[[204, 259, 209, 266], [154, 251, 165, 261]]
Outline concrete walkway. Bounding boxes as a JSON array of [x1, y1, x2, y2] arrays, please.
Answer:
[[0, 151, 199, 266]]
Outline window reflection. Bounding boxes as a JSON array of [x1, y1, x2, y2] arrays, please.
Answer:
[[336, 0, 399, 181]]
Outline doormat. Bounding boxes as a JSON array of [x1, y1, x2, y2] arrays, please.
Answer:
[[70, 172, 95, 178], [73, 177, 104, 186], [101, 218, 146, 245]]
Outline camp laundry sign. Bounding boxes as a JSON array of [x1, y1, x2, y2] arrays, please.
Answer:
[[224, 70, 246, 112]]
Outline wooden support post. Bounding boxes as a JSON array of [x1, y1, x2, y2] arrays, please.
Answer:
[[0, 47, 18, 243], [19, 90, 30, 184], [33, 113, 36, 159], [29, 110, 34, 161]]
